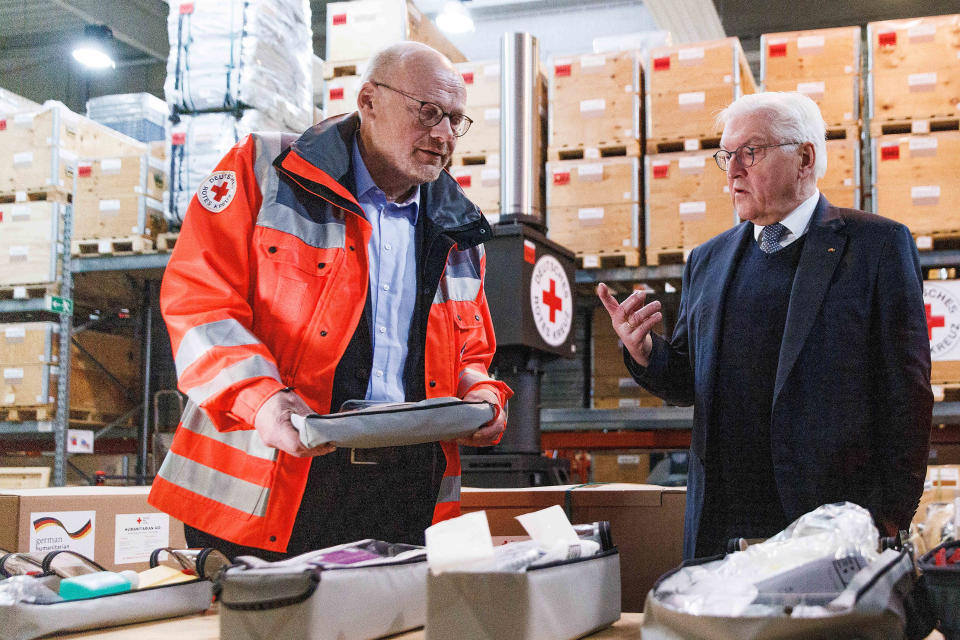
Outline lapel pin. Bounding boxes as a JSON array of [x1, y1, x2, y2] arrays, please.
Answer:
[[828, 248, 835, 252]]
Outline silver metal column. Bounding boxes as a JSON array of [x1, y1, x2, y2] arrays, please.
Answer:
[[500, 32, 543, 226]]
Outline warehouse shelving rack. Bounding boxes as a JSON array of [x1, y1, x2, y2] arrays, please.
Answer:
[[7, 244, 959, 484]]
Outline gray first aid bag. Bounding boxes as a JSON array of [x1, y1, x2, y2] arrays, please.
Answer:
[[425, 549, 621, 640], [642, 547, 923, 640], [291, 397, 495, 448], [217, 539, 428, 640], [0, 578, 213, 639]]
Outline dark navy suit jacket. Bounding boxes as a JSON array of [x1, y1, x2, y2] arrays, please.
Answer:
[[627, 196, 933, 559]]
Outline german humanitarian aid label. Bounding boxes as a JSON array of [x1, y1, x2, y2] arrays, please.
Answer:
[[925, 281, 960, 360], [30, 510, 96, 558], [115, 513, 170, 565], [530, 255, 573, 347], [197, 170, 237, 213]]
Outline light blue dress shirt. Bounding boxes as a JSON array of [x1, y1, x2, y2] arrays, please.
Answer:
[[352, 137, 420, 402]]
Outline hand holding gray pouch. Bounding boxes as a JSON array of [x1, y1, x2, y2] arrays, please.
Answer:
[[290, 397, 496, 449]]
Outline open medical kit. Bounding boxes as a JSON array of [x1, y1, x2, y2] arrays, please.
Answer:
[[217, 539, 428, 640], [0, 547, 218, 639]]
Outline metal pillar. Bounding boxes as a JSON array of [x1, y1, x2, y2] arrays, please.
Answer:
[[499, 32, 542, 226], [54, 204, 74, 487]]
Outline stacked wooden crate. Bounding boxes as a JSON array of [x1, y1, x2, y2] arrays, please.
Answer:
[[450, 60, 502, 222], [590, 306, 662, 409], [0, 322, 141, 425], [868, 14, 960, 247], [644, 39, 755, 265], [547, 50, 643, 268], [323, 0, 467, 122], [72, 152, 167, 255], [761, 26, 863, 210]]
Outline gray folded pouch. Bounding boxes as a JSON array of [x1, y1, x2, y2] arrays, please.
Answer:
[[290, 396, 496, 449]]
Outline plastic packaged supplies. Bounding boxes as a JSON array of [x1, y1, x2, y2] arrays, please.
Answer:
[[642, 502, 927, 640], [164, 0, 313, 133]]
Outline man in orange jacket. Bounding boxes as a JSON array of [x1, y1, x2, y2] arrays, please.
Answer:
[[149, 42, 511, 559]]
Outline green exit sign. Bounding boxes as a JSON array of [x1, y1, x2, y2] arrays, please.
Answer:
[[45, 295, 74, 314]]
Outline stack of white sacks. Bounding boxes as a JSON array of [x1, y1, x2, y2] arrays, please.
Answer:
[[164, 0, 314, 223]]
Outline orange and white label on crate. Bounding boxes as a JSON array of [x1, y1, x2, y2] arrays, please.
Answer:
[[925, 281, 960, 360]]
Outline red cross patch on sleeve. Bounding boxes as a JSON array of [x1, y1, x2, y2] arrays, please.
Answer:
[[196, 171, 238, 213]]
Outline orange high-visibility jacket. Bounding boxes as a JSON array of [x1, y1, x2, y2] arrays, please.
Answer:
[[149, 115, 511, 552]]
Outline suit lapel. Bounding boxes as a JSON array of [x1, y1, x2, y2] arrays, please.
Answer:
[[774, 196, 847, 403]]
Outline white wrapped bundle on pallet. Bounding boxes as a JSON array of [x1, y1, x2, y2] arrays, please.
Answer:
[[167, 112, 242, 224], [164, 0, 314, 133]]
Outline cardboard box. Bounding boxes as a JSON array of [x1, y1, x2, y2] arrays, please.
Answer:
[[324, 74, 362, 118], [592, 452, 651, 484], [461, 483, 686, 612], [72, 153, 167, 241], [0, 486, 186, 572]]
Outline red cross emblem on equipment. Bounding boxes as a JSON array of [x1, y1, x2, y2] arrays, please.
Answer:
[[543, 279, 563, 323], [927, 303, 945, 340], [211, 181, 230, 202]]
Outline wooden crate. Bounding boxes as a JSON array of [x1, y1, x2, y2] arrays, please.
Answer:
[[820, 186, 860, 210], [763, 74, 861, 127], [761, 26, 861, 82], [823, 128, 861, 193], [324, 75, 362, 118], [591, 452, 651, 484], [0, 322, 58, 366], [590, 306, 663, 408], [645, 151, 735, 265], [325, 0, 466, 64], [0, 201, 60, 286], [547, 203, 639, 256], [449, 163, 498, 216], [872, 131, 960, 235], [550, 90, 640, 152], [646, 38, 757, 144], [0, 103, 144, 195], [73, 154, 167, 241], [546, 156, 640, 209], [868, 14, 960, 123], [455, 105, 501, 156], [0, 467, 50, 489], [456, 59, 501, 108], [551, 50, 643, 94], [924, 279, 960, 384]]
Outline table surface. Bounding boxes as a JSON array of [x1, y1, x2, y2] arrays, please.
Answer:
[[56, 609, 948, 639], [60, 610, 645, 639]]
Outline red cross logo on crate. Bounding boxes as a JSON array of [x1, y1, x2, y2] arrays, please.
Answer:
[[530, 254, 572, 348], [197, 171, 237, 213], [925, 283, 960, 360], [927, 304, 945, 340], [543, 279, 563, 323]]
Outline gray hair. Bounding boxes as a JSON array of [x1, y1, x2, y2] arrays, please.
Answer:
[[361, 41, 452, 84], [717, 92, 827, 179]]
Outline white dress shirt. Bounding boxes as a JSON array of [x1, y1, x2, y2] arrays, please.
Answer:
[[752, 190, 820, 250]]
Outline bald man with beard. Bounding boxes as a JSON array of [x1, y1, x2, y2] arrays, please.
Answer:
[[149, 42, 511, 560]]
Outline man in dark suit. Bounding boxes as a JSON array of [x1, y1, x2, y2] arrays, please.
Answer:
[[598, 92, 932, 559]]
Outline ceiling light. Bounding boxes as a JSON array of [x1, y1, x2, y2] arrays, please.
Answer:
[[436, 1, 474, 34], [72, 25, 116, 70]]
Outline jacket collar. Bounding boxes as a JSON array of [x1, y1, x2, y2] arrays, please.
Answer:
[[275, 112, 491, 248]]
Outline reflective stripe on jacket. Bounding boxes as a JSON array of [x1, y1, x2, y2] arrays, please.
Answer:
[[149, 114, 511, 552]]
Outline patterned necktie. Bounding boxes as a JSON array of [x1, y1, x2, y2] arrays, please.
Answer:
[[760, 222, 787, 254]]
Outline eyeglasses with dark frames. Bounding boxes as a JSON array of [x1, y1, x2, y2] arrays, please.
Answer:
[[372, 81, 473, 137], [713, 142, 801, 171]]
